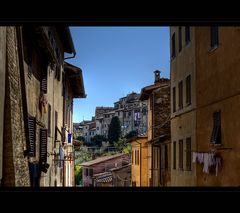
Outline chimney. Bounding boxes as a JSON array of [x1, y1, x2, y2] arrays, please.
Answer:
[[154, 70, 161, 84]]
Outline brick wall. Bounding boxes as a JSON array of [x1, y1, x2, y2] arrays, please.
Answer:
[[2, 27, 30, 186]]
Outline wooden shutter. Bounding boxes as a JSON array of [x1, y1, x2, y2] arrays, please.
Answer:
[[28, 116, 36, 157], [41, 77, 47, 94], [40, 128, 48, 163]]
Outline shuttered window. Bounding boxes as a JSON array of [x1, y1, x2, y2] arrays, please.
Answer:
[[40, 128, 48, 163], [211, 111, 221, 144], [41, 77, 47, 94], [28, 116, 36, 157]]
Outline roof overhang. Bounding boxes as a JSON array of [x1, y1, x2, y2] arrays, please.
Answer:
[[139, 84, 160, 101], [56, 26, 75, 54], [64, 62, 86, 98]]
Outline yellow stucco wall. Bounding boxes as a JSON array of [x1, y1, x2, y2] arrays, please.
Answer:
[[131, 137, 148, 186], [170, 27, 197, 186], [195, 27, 240, 186]]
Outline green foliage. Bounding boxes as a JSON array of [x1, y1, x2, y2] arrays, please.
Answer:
[[75, 165, 82, 186], [113, 137, 131, 153], [125, 130, 138, 140], [76, 136, 85, 142], [90, 134, 107, 147], [123, 143, 131, 154], [108, 116, 121, 144]]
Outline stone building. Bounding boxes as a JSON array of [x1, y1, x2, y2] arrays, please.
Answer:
[[170, 26, 240, 186], [0, 26, 86, 186], [139, 71, 171, 186], [114, 92, 148, 136]]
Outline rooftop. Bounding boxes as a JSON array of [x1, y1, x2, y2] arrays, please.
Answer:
[[80, 153, 125, 167]]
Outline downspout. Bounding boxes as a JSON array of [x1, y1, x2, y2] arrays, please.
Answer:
[[62, 50, 76, 186]]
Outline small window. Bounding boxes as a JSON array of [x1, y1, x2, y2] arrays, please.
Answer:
[[171, 33, 176, 59], [186, 75, 191, 105], [179, 140, 183, 170], [185, 26, 190, 44], [211, 111, 221, 144], [178, 81, 183, 110], [179, 27, 182, 52], [89, 168, 93, 177], [85, 168, 88, 176], [210, 27, 219, 49], [172, 87, 176, 113]]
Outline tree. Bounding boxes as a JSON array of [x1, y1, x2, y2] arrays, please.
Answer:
[[125, 130, 138, 140], [108, 116, 121, 144], [90, 134, 107, 147]]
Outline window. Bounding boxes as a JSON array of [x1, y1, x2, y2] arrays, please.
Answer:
[[171, 33, 176, 59], [173, 141, 176, 169], [186, 137, 192, 171], [186, 75, 191, 105], [178, 81, 183, 110], [173, 87, 176, 113], [89, 168, 93, 177], [211, 111, 221, 144], [28, 116, 36, 157], [179, 140, 183, 170], [48, 104, 51, 137], [40, 128, 48, 163], [210, 27, 219, 49], [185, 26, 190, 44], [85, 168, 88, 176], [179, 27, 182, 52]]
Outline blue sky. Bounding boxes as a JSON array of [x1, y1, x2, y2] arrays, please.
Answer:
[[66, 27, 170, 122]]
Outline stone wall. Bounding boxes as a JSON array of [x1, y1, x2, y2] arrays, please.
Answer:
[[2, 27, 30, 186]]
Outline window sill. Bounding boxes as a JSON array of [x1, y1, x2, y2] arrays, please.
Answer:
[[209, 45, 219, 53]]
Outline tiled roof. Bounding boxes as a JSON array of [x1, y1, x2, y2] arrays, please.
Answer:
[[80, 153, 126, 166]]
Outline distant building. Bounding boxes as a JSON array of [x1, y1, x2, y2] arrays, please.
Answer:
[[80, 153, 130, 186], [139, 71, 171, 186]]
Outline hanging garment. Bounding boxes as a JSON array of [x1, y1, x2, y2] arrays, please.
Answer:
[[215, 157, 221, 176]]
